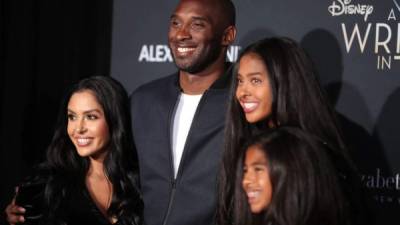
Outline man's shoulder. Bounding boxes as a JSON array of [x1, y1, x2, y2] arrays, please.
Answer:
[[129, 73, 179, 106], [132, 73, 177, 96]]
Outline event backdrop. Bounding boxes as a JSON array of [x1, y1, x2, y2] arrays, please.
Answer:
[[111, 0, 400, 224]]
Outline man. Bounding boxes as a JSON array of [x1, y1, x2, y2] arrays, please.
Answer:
[[130, 1, 236, 224], [5, 0, 237, 224]]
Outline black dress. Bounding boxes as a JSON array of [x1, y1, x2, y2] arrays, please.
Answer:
[[16, 176, 141, 225]]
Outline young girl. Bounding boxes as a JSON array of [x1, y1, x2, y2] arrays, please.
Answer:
[[6, 76, 143, 225], [238, 127, 349, 225]]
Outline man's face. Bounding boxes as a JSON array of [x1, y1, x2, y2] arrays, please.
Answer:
[[168, 0, 225, 74]]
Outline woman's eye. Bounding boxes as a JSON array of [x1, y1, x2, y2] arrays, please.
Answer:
[[67, 114, 76, 121], [86, 114, 98, 120], [251, 78, 262, 84]]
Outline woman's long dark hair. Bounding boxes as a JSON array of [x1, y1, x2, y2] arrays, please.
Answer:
[[35, 76, 142, 224], [217, 37, 358, 225], [234, 127, 349, 225]]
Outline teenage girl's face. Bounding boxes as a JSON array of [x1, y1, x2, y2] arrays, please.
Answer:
[[236, 53, 273, 123], [242, 145, 272, 213], [67, 90, 110, 161]]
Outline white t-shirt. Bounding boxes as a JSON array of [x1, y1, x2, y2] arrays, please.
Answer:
[[172, 93, 203, 178]]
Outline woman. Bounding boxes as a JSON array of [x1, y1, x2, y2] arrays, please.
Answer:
[[239, 127, 349, 225], [6, 76, 142, 225], [218, 37, 367, 225]]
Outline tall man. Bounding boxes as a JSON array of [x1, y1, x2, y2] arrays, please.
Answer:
[[130, 0, 236, 224], [5, 1, 237, 225]]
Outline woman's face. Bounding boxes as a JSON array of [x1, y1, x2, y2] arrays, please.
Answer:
[[242, 145, 272, 213], [236, 53, 273, 123], [67, 90, 110, 160]]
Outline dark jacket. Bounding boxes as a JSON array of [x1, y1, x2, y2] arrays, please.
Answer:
[[130, 65, 232, 225]]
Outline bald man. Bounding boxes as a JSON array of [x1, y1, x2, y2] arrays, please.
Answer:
[[130, 1, 236, 224]]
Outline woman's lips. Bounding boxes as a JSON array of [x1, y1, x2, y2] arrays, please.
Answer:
[[241, 102, 259, 113], [75, 137, 93, 147]]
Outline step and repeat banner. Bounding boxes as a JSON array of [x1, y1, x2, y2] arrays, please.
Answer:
[[111, 1, 400, 224]]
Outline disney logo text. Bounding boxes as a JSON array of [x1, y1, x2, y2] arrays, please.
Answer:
[[328, 0, 373, 21]]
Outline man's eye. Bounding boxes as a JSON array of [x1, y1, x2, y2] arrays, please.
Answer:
[[191, 22, 205, 30], [193, 22, 204, 27], [170, 19, 180, 27]]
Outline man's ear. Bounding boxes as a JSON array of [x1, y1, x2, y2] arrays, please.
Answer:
[[221, 25, 237, 46]]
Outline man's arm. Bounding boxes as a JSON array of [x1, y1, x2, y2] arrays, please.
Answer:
[[4, 188, 25, 225]]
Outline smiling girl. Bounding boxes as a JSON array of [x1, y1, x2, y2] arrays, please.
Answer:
[[237, 127, 348, 225]]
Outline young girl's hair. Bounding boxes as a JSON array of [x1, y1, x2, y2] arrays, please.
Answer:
[[235, 127, 350, 225]]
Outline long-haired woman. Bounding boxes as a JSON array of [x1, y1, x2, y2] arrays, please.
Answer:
[[7, 76, 142, 225]]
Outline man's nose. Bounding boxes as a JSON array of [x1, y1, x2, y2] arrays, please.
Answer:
[[176, 24, 191, 40]]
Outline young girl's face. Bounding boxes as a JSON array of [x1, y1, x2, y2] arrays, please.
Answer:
[[242, 145, 272, 213], [236, 53, 273, 123]]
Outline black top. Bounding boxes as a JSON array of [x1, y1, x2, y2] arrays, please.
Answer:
[[16, 177, 140, 225]]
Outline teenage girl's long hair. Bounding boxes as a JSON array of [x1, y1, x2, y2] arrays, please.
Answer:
[[217, 37, 358, 225]]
